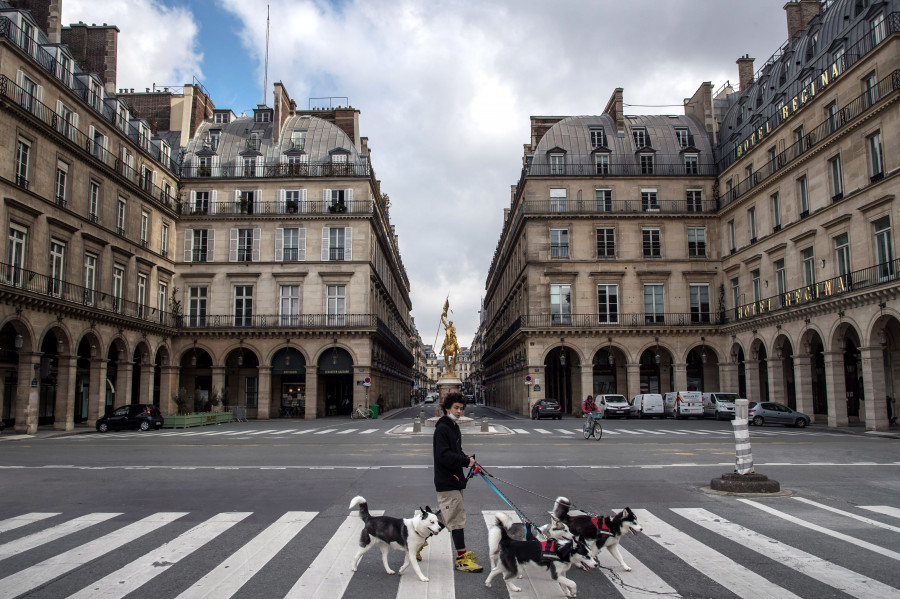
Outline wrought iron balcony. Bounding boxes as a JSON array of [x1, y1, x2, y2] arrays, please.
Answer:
[[180, 313, 376, 330], [522, 196, 715, 215], [521, 313, 720, 328], [180, 161, 374, 179], [181, 200, 373, 216]]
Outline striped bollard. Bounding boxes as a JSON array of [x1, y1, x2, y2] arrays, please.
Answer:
[[732, 399, 754, 474]]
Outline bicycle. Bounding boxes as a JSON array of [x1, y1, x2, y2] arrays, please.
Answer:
[[582, 413, 603, 440], [351, 406, 373, 420]]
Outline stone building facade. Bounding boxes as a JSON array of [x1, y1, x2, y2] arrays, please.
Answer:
[[480, 0, 900, 430], [0, 1, 414, 432]]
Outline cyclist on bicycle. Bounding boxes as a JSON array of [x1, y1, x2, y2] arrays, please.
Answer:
[[582, 394, 602, 423]]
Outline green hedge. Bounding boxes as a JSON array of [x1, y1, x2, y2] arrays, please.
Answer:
[[162, 411, 234, 429]]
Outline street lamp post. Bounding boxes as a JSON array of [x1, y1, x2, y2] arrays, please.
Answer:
[[560, 349, 567, 414]]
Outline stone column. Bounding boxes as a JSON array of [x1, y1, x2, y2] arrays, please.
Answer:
[[580, 363, 593, 405], [793, 355, 814, 421], [860, 345, 889, 431], [719, 363, 739, 393], [87, 357, 108, 425], [159, 365, 178, 415], [767, 358, 786, 409], [823, 351, 848, 427], [258, 365, 272, 420], [672, 362, 687, 392], [211, 366, 226, 412], [115, 360, 133, 407], [745, 359, 761, 402], [53, 355, 77, 431], [138, 363, 155, 406], [15, 353, 41, 434], [626, 363, 641, 400]]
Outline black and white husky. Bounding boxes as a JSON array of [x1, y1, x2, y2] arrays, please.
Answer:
[[349, 496, 443, 582], [485, 516, 597, 598], [552, 496, 642, 571]]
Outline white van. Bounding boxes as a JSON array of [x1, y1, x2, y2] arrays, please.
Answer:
[[630, 394, 664, 418], [596, 394, 631, 418], [664, 391, 703, 419], [702, 392, 737, 420]]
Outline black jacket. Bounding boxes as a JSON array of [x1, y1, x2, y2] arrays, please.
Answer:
[[433, 415, 469, 491]]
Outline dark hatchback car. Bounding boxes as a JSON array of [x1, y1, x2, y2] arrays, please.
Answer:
[[531, 399, 563, 420], [96, 404, 164, 432], [748, 401, 810, 428]]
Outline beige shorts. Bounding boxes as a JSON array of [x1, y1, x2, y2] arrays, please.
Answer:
[[436, 490, 466, 530]]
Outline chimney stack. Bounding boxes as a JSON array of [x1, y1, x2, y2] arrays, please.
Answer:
[[784, 0, 822, 40], [737, 55, 755, 91]]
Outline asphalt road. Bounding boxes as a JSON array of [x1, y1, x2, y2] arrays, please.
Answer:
[[1, 405, 898, 599]]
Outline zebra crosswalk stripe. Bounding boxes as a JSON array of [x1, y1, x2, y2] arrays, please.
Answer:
[[174, 511, 316, 599], [634, 429, 666, 435], [283, 510, 382, 598], [632, 508, 801, 599], [739, 499, 900, 562], [673, 507, 900, 599], [534, 429, 552, 434], [359, 429, 377, 434], [861, 505, 900, 519], [0, 512, 188, 599], [512, 429, 529, 434], [314, 429, 338, 435], [0, 512, 59, 534], [594, 545, 678, 598], [793, 497, 900, 533], [67, 512, 251, 599], [0, 512, 120, 562], [481, 511, 562, 598], [395, 517, 454, 599]]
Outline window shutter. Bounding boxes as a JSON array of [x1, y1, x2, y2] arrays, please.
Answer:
[[300, 189, 307, 213], [321, 227, 330, 261], [323, 188, 330, 212], [277, 189, 285, 214], [256, 160, 264, 177], [210, 154, 220, 176], [344, 227, 353, 261], [229, 228, 238, 262], [235, 156, 241, 174], [88, 125, 96, 152], [36, 85, 43, 104], [255, 189, 262, 213], [190, 190, 197, 211], [207, 229, 215, 262], [56, 100, 63, 132], [184, 229, 193, 262], [102, 135, 109, 154], [15, 69, 23, 90], [298, 228, 306, 261], [275, 228, 283, 261], [70, 112, 78, 139], [252, 228, 261, 262], [152, 171, 158, 185], [346, 188, 353, 212]]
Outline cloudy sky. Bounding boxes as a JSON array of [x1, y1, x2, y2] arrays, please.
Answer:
[[64, 0, 792, 348]]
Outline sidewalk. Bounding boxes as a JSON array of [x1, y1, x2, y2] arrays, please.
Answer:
[[808, 420, 900, 439]]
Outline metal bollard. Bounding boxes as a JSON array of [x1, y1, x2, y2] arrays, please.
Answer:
[[732, 399, 754, 474], [419, 410, 425, 421], [413, 417, 422, 433], [481, 417, 489, 432]]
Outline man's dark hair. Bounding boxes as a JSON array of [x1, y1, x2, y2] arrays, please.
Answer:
[[442, 392, 465, 413]]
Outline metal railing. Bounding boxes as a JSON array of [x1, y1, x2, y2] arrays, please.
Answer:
[[522, 312, 721, 328], [523, 197, 716, 215], [525, 159, 717, 178], [180, 161, 374, 179], [180, 313, 375, 330], [181, 200, 373, 216]]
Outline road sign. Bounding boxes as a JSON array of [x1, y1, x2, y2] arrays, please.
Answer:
[[525, 375, 532, 385]]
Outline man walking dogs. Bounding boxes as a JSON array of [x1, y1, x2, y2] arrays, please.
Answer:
[[427, 392, 483, 572]]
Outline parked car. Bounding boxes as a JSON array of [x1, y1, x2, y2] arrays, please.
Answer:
[[423, 393, 437, 404], [702, 392, 738, 420], [96, 404, 164, 432], [748, 401, 810, 427], [664, 391, 704, 419], [531, 399, 563, 420], [596, 394, 631, 418], [630, 393, 664, 418], [465, 394, 475, 404]]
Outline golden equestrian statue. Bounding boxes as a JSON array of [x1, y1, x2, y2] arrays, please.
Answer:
[[440, 297, 459, 377]]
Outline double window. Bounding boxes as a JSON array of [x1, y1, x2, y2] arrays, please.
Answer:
[[801, 248, 816, 286], [642, 228, 661, 258], [15, 139, 30, 189], [322, 227, 352, 261], [632, 128, 647, 147], [83, 253, 96, 305], [643, 284, 664, 323], [829, 155, 843, 200], [276, 228, 306, 262], [641, 189, 659, 212], [550, 284, 572, 325], [550, 229, 569, 258], [189, 286, 208, 327], [595, 189, 612, 212], [798, 175, 809, 217], [868, 131, 884, 181], [686, 189, 702, 212], [834, 233, 851, 285], [549, 153, 565, 175], [689, 284, 710, 323], [774, 259, 786, 306], [280, 285, 301, 326], [748, 207, 757, 243], [137, 274, 147, 318], [112, 264, 125, 312], [874, 216, 894, 280], [640, 153, 654, 175], [550, 188, 567, 212], [590, 128, 606, 147], [688, 227, 706, 257], [771, 192, 782, 231], [675, 128, 689, 148], [327, 285, 347, 325], [594, 153, 609, 175], [684, 154, 699, 175], [49, 240, 65, 297], [596, 228, 615, 258], [597, 284, 618, 323], [751, 269, 762, 302], [140, 212, 150, 247], [234, 286, 253, 327], [56, 162, 68, 206], [186, 229, 213, 263]]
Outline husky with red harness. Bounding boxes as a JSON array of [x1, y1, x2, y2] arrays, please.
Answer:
[[552, 496, 642, 571]]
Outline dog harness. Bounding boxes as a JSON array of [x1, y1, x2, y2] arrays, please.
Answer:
[[540, 539, 560, 562], [591, 516, 614, 536]]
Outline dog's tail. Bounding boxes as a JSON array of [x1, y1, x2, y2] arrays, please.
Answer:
[[553, 496, 571, 521], [488, 515, 512, 555], [493, 512, 515, 532], [349, 495, 371, 522]]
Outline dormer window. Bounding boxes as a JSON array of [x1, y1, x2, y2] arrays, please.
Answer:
[[57, 54, 71, 86], [589, 128, 606, 148], [632, 128, 647, 147], [549, 153, 565, 175], [116, 104, 129, 131], [872, 12, 885, 44], [291, 130, 307, 150], [161, 142, 170, 165], [214, 112, 230, 124], [89, 80, 102, 110], [208, 129, 220, 151], [674, 128, 689, 149], [806, 32, 818, 62], [640, 153, 654, 175], [139, 124, 151, 150], [255, 110, 272, 123]]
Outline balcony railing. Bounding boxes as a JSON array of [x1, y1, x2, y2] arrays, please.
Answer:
[[524, 197, 717, 215], [180, 161, 373, 179], [0, 75, 176, 211], [525, 159, 717, 178], [180, 313, 375, 329], [181, 200, 373, 216], [720, 69, 900, 208], [522, 313, 722, 328]]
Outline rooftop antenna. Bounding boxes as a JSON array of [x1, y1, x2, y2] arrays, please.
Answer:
[[263, 4, 270, 106]]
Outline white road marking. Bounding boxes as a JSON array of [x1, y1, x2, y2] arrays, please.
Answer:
[[600, 429, 620, 435], [0, 513, 121, 562], [481, 511, 561, 598], [555, 429, 575, 434], [664, 430, 688, 435], [793, 498, 900, 534], [0, 512, 188, 599], [512, 429, 529, 434], [359, 429, 377, 434], [633, 508, 800, 599], [534, 428, 552, 434], [617, 429, 643, 435], [673, 508, 900, 599], [247, 429, 278, 435], [739, 499, 900, 562], [314, 429, 339, 435], [66, 512, 250, 599], [595, 544, 680, 598], [861, 505, 900, 519], [674, 429, 709, 435], [174, 512, 316, 599], [283, 510, 382, 598], [0, 513, 59, 534], [396, 515, 454, 599], [279, 429, 298, 434], [292, 429, 319, 434], [634, 429, 666, 435]]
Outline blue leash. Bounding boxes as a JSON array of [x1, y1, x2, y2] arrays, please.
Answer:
[[467, 463, 540, 537]]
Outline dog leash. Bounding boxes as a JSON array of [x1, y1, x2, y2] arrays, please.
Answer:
[[467, 462, 547, 540]]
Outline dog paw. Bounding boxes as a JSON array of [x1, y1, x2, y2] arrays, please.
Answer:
[[386, 570, 396, 575], [510, 585, 522, 592], [351, 566, 358, 572], [419, 576, 429, 582], [622, 565, 632, 572], [485, 582, 492, 588]]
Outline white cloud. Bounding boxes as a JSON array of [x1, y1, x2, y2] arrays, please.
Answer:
[[62, 0, 203, 91]]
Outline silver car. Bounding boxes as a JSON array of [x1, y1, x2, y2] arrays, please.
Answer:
[[748, 401, 811, 428], [702, 392, 737, 420]]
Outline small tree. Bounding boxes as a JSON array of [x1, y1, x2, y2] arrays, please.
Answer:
[[169, 287, 184, 327], [172, 387, 189, 415]]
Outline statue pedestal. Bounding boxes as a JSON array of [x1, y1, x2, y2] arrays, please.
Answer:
[[434, 376, 462, 417]]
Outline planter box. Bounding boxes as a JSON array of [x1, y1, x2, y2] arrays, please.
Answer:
[[162, 411, 233, 429]]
